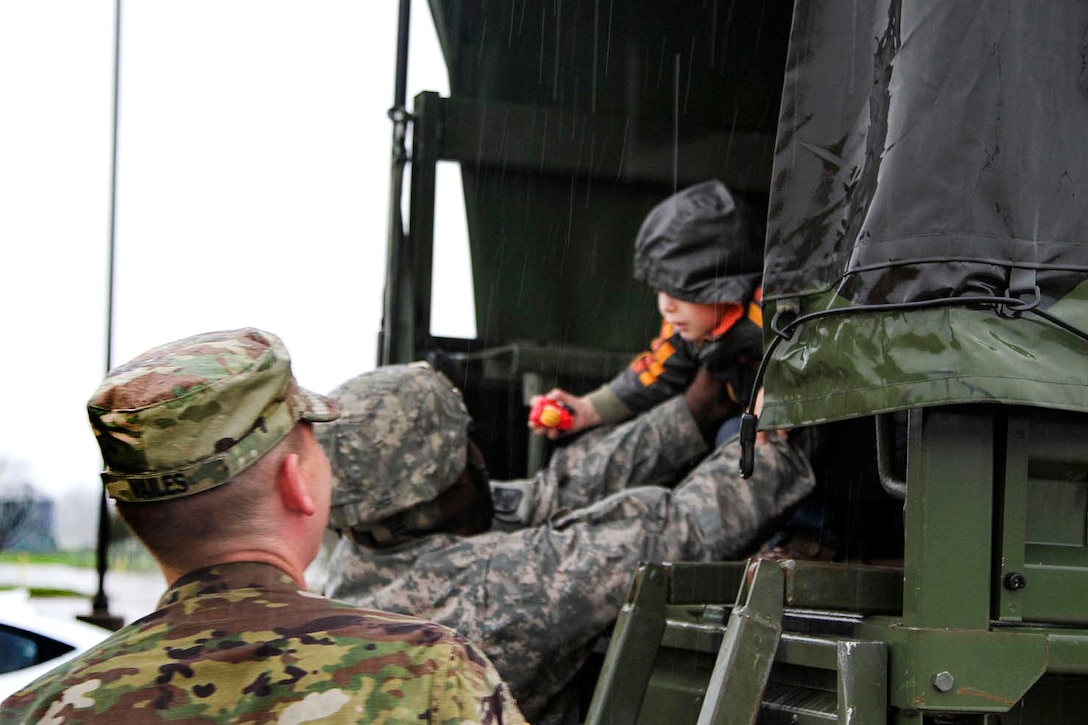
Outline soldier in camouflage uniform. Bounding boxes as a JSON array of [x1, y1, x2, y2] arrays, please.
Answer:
[[0, 328, 524, 724], [321, 363, 816, 724]]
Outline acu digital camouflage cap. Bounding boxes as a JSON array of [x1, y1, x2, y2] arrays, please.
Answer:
[[88, 328, 338, 503], [318, 363, 471, 531]]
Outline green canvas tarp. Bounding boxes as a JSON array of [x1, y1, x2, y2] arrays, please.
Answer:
[[761, 0, 1088, 428]]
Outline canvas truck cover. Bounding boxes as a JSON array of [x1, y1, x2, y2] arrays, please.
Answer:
[[418, 0, 790, 356], [760, 0, 1088, 429]]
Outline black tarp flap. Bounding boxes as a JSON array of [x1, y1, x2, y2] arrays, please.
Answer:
[[761, 0, 1088, 428]]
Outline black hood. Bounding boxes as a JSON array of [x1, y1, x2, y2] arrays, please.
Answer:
[[633, 180, 763, 305]]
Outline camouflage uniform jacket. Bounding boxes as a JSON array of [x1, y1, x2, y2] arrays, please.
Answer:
[[0, 562, 524, 724], [324, 396, 816, 723]]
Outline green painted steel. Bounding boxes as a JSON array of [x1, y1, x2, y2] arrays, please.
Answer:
[[584, 564, 669, 724], [834, 641, 887, 724], [1000, 409, 1088, 625], [698, 561, 784, 724], [851, 621, 1048, 715], [780, 561, 901, 615], [901, 408, 994, 631]]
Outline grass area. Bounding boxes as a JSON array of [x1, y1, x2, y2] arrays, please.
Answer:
[[27, 586, 84, 598], [0, 550, 97, 567], [0, 547, 157, 572], [0, 584, 84, 598]]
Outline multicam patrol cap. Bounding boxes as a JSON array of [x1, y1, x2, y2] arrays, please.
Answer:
[[633, 179, 763, 305], [87, 328, 338, 503], [318, 363, 471, 532]]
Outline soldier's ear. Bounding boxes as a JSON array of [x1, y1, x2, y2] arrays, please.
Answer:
[[279, 452, 317, 516]]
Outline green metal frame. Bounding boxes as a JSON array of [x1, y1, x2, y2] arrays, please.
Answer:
[[698, 561, 784, 724], [588, 405, 1088, 723], [997, 410, 1088, 624], [586, 561, 900, 724]]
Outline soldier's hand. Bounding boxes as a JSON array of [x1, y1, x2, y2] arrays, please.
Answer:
[[752, 388, 788, 443]]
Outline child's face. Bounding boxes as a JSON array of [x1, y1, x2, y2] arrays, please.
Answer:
[[657, 292, 726, 341]]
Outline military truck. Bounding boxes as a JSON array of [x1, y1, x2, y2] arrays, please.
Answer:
[[381, 1, 1088, 722]]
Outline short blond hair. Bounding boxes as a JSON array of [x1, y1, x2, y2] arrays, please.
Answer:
[[116, 425, 308, 572]]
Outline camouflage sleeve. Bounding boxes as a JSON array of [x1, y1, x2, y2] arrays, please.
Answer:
[[480, 435, 815, 716], [437, 639, 526, 724], [546, 432, 815, 561], [664, 433, 817, 558], [520, 396, 710, 524]]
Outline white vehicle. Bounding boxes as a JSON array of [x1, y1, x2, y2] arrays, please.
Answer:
[[0, 588, 110, 700]]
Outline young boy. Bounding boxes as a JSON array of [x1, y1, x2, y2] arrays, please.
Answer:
[[531, 179, 765, 444]]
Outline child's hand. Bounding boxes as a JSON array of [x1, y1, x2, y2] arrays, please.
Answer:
[[528, 389, 602, 439]]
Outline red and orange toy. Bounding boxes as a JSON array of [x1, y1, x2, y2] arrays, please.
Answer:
[[529, 398, 574, 431]]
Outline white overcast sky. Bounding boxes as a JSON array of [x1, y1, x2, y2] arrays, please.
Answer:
[[0, 1, 473, 499]]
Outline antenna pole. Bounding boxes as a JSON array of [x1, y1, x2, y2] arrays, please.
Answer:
[[379, 0, 413, 365], [81, 0, 125, 632]]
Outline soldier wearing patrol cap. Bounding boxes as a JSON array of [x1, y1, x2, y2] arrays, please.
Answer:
[[322, 362, 816, 724], [0, 328, 524, 725], [320, 362, 493, 547]]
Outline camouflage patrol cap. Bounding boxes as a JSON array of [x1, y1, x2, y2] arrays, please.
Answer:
[[87, 328, 338, 503], [319, 363, 471, 531]]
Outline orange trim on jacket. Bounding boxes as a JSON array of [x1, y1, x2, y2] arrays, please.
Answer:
[[707, 302, 744, 338], [628, 288, 762, 390], [746, 287, 763, 330], [632, 323, 677, 386]]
